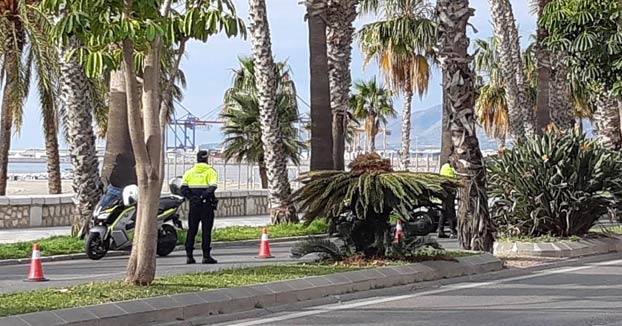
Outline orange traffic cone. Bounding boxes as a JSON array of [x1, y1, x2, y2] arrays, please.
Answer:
[[256, 228, 274, 259], [24, 243, 48, 282], [394, 220, 405, 243]]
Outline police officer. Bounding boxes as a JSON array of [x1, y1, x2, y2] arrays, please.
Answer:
[[181, 150, 219, 264], [438, 161, 458, 239]]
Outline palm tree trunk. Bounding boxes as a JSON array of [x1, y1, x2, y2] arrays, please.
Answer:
[[593, 93, 621, 149], [534, 0, 552, 133], [60, 37, 102, 237], [0, 19, 25, 196], [101, 69, 137, 188], [440, 71, 453, 164], [575, 118, 583, 133], [307, 0, 334, 171], [258, 155, 269, 189], [327, 0, 357, 171], [400, 89, 413, 169], [489, 0, 534, 139], [0, 82, 14, 196], [437, 0, 495, 252], [250, 0, 298, 224], [43, 113, 62, 194], [549, 52, 575, 130], [497, 134, 506, 151], [595, 98, 621, 148]]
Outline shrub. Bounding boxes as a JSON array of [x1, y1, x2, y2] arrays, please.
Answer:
[[291, 153, 457, 257], [487, 130, 622, 238]]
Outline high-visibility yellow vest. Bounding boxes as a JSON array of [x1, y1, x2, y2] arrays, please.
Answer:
[[182, 163, 218, 187], [440, 163, 456, 178]]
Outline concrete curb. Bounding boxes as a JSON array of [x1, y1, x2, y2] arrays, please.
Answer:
[[493, 235, 622, 258], [0, 253, 503, 326], [0, 235, 326, 267]]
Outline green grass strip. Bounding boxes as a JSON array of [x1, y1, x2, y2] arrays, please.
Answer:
[[0, 220, 328, 260], [590, 225, 622, 235], [0, 264, 359, 317]]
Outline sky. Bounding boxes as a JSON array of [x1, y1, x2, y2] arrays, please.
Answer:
[[9, 0, 536, 149]]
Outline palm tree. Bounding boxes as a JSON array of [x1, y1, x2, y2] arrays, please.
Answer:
[[0, 0, 61, 196], [221, 57, 305, 189], [532, 0, 552, 132], [436, 0, 495, 252], [59, 37, 102, 237], [351, 78, 396, 153], [249, 0, 298, 224], [548, 52, 575, 130], [489, 0, 535, 139], [474, 37, 509, 148], [358, 0, 435, 169], [100, 68, 137, 190], [304, 0, 333, 171], [474, 37, 577, 146], [326, 0, 357, 171]]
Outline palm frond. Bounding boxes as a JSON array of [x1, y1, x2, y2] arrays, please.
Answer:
[[291, 154, 458, 223], [358, 0, 435, 96], [221, 57, 304, 166]]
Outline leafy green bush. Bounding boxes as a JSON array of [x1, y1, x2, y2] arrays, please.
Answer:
[[487, 130, 622, 237], [291, 153, 457, 257]]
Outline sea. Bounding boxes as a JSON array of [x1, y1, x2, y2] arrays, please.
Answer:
[[8, 162, 74, 174]]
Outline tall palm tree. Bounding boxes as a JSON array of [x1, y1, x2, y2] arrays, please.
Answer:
[[358, 0, 435, 169], [532, 0, 552, 132], [221, 57, 305, 189], [326, 0, 357, 171], [489, 0, 535, 139], [0, 0, 61, 196], [249, 0, 298, 224], [304, 0, 333, 171], [59, 37, 102, 237], [436, 0, 495, 252], [351, 78, 396, 153]]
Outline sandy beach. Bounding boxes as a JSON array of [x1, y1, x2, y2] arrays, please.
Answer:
[[5, 180, 74, 195]]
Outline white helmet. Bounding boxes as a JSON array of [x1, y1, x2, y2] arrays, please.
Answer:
[[122, 185, 139, 206]]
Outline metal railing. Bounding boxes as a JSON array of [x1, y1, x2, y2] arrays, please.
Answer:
[[164, 152, 440, 191]]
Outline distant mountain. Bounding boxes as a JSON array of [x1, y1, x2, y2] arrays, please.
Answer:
[[383, 104, 592, 150], [384, 104, 498, 150]]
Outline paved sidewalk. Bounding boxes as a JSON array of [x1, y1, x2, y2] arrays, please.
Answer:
[[0, 215, 271, 244]]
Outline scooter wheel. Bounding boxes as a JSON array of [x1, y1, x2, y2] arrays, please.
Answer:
[[85, 232, 108, 260], [157, 224, 178, 257]]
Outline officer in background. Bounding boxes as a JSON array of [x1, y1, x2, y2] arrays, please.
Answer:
[[181, 150, 219, 264], [438, 161, 458, 238]]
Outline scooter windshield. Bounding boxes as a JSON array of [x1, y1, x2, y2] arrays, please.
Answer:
[[96, 186, 123, 211]]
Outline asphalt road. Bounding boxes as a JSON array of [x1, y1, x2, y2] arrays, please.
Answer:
[[0, 242, 297, 294], [220, 256, 622, 326], [0, 237, 459, 294]]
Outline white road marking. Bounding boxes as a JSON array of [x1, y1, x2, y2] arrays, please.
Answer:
[[228, 259, 622, 326]]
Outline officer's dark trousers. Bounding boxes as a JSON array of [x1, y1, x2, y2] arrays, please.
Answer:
[[438, 191, 457, 234], [185, 203, 215, 256]]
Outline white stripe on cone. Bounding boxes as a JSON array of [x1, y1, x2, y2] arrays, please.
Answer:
[[261, 233, 269, 241], [32, 250, 41, 259]]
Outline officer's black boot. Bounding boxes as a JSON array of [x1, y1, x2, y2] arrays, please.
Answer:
[[202, 250, 217, 264], [186, 250, 196, 264]]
